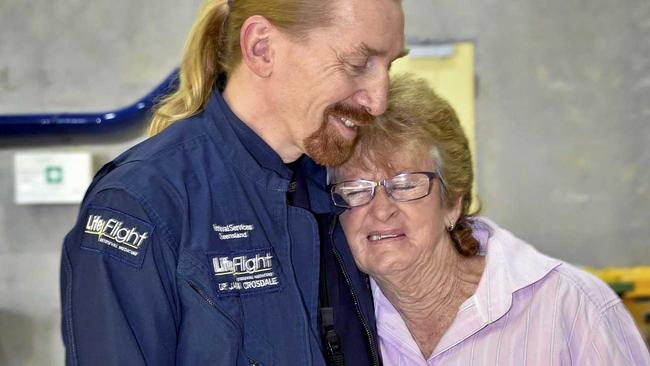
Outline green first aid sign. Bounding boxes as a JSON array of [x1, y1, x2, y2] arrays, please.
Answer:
[[45, 165, 64, 184]]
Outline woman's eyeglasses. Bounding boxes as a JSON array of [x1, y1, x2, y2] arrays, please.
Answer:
[[330, 171, 440, 208]]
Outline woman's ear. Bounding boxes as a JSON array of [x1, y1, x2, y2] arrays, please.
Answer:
[[239, 15, 275, 77], [446, 195, 464, 228]]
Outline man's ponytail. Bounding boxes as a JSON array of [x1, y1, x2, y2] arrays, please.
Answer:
[[149, 0, 229, 135], [149, 0, 335, 135]]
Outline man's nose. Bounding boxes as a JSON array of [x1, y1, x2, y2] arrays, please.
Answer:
[[354, 70, 389, 117]]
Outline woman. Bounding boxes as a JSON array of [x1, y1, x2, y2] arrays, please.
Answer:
[[329, 74, 650, 365]]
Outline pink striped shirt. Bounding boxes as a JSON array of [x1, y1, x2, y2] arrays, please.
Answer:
[[372, 218, 650, 365]]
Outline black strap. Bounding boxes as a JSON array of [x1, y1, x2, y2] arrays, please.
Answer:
[[319, 215, 345, 366]]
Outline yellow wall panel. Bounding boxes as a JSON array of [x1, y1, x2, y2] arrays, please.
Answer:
[[390, 42, 478, 210]]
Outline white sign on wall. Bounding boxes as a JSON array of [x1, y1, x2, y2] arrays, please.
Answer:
[[14, 152, 93, 205]]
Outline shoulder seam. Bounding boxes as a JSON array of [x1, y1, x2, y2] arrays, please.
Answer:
[[114, 133, 209, 169], [147, 133, 208, 163], [552, 266, 621, 313]]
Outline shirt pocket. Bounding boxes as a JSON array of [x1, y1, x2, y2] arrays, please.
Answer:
[[202, 246, 287, 365]]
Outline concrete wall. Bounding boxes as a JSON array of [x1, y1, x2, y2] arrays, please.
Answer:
[[1, 0, 648, 364], [403, 0, 650, 265], [0, 1, 203, 364]]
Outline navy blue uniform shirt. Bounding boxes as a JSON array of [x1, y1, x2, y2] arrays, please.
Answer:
[[60, 90, 380, 365]]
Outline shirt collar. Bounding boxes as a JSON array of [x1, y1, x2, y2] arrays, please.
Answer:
[[370, 217, 564, 360], [204, 89, 332, 213], [214, 90, 293, 180], [471, 217, 562, 323], [201, 89, 291, 192]]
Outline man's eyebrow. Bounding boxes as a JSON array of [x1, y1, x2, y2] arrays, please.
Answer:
[[357, 43, 381, 56], [356, 43, 387, 57], [394, 48, 410, 61], [355, 43, 410, 61]]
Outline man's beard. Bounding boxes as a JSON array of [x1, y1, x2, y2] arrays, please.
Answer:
[[304, 104, 374, 166]]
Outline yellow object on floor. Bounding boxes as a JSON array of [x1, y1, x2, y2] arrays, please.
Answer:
[[587, 266, 650, 345]]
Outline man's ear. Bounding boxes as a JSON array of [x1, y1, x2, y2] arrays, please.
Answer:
[[240, 15, 275, 78]]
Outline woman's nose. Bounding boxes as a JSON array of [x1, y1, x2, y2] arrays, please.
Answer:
[[368, 186, 398, 222]]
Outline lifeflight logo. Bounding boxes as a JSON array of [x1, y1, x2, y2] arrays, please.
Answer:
[[210, 250, 281, 295], [85, 214, 149, 250], [213, 253, 273, 276]]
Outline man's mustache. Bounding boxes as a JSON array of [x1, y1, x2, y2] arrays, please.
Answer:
[[326, 103, 374, 126]]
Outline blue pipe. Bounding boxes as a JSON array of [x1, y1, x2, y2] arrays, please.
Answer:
[[0, 69, 179, 135]]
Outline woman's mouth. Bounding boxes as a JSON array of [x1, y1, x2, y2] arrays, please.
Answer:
[[367, 232, 406, 242]]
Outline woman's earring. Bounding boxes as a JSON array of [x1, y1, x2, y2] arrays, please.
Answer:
[[447, 221, 455, 232]]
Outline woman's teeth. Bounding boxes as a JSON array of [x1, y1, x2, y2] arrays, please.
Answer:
[[368, 233, 400, 241]]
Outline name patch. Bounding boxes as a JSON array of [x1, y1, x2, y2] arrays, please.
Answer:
[[80, 206, 153, 268], [208, 248, 282, 296]]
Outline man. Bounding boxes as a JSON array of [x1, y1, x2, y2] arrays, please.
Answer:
[[60, 0, 405, 365]]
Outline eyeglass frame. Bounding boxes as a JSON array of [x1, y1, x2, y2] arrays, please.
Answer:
[[329, 171, 443, 208]]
